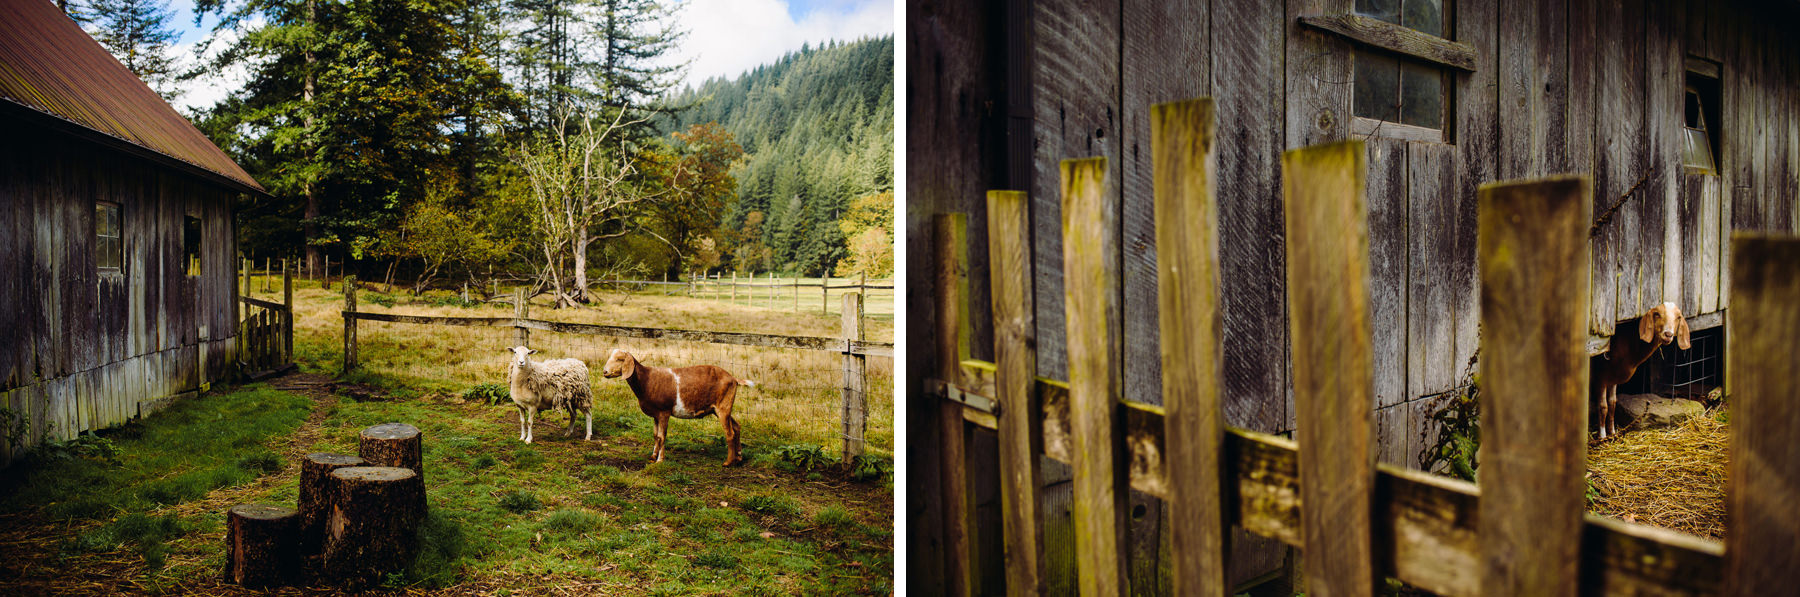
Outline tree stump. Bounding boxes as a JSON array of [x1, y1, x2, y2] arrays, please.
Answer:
[[298, 453, 364, 556], [359, 423, 423, 482], [320, 466, 426, 587], [226, 504, 299, 588]]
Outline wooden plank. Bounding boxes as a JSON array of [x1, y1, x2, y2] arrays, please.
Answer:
[[1364, 139, 1407, 408], [1121, 0, 1211, 411], [1282, 140, 1376, 596], [1565, 0, 1597, 176], [1030, 0, 1118, 382], [1477, 175, 1591, 597], [985, 190, 1044, 595], [1644, 0, 1679, 311], [1680, 174, 1706, 317], [1284, 0, 1350, 149], [1214, 0, 1288, 434], [1150, 99, 1227, 595], [840, 293, 866, 461], [1723, 234, 1800, 596], [942, 375, 1729, 596], [1453, 0, 1499, 389], [933, 213, 976, 597], [1295, 15, 1477, 72], [1407, 143, 1456, 400], [1498, 0, 1548, 179], [1059, 157, 1128, 596]]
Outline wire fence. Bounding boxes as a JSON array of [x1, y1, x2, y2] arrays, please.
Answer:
[[343, 289, 894, 460], [598, 273, 897, 319]]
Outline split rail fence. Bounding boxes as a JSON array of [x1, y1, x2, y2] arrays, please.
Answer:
[[340, 284, 893, 461], [598, 273, 895, 316], [924, 98, 1797, 596]]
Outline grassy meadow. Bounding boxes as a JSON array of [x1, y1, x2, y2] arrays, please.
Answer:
[[0, 275, 894, 595]]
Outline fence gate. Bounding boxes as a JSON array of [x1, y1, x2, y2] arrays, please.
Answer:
[[924, 97, 1798, 596], [238, 258, 295, 376]]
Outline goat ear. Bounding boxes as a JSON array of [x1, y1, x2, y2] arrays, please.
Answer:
[[1638, 309, 1656, 343], [1677, 316, 1692, 350]]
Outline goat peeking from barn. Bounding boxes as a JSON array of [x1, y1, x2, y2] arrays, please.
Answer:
[[1591, 302, 1691, 440], [600, 349, 754, 467]]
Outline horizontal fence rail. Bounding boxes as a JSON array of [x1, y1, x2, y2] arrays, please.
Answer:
[[336, 312, 893, 358]]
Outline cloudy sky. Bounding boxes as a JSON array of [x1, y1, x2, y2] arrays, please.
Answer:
[[161, 0, 894, 114]]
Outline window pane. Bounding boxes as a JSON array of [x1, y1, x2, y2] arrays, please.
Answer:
[[1403, 0, 1444, 38], [1357, 0, 1402, 24], [1682, 127, 1716, 171], [1400, 60, 1444, 129], [184, 215, 202, 276], [98, 237, 120, 269], [1355, 52, 1401, 122]]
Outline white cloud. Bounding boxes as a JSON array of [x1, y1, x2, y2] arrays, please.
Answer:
[[668, 0, 892, 89]]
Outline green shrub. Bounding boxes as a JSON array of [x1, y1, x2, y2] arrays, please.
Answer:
[[1420, 376, 1481, 482], [498, 490, 541, 514], [772, 444, 835, 472], [849, 455, 891, 482], [462, 383, 509, 406]]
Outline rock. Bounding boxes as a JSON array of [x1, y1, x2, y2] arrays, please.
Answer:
[[1617, 394, 1705, 429]]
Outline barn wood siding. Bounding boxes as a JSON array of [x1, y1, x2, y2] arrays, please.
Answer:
[[0, 121, 240, 460], [910, 0, 1800, 593]]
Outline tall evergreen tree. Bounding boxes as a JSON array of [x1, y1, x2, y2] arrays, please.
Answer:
[[86, 0, 179, 98]]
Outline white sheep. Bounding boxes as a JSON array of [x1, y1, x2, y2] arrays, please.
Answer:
[[505, 346, 594, 443]]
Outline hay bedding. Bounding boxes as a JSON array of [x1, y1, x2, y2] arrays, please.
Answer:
[[1585, 408, 1728, 539]]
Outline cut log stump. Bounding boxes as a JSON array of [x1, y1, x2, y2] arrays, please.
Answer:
[[226, 504, 299, 588], [359, 423, 423, 482], [320, 466, 426, 587], [298, 453, 364, 556]]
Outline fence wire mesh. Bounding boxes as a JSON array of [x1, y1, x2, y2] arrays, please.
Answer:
[[353, 315, 894, 457]]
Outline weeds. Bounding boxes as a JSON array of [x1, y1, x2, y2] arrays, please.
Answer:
[[771, 443, 835, 472], [462, 383, 509, 405], [498, 490, 541, 513]]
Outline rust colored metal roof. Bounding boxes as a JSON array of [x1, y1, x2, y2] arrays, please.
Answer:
[[0, 0, 264, 194]]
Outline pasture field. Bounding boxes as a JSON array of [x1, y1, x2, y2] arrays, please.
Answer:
[[0, 277, 894, 595], [611, 276, 896, 319]]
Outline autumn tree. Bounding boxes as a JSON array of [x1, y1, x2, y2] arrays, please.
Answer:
[[833, 190, 893, 278], [378, 179, 511, 295], [647, 122, 741, 278]]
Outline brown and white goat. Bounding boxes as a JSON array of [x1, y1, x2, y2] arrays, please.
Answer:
[[1590, 302, 1690, 440], [600, 349, 754, 466]]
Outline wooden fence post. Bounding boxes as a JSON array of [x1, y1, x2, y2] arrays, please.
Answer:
[[1477, 175, 1590, 596], [840, 293, 866, 462], [731, 271, 738, 304], [514, 288, 530, 348], [264, 257, 271, 292], [343, 277, 358, 374], [1059, 157, 1128, 596], [1282, 140, 1376, 596], [986, 190, 1045, 594], [793, 275, 800, 312], [822, 275, 830, 313], [283, 259, 293, 364], [1153, 99, 1229, 595], [1725, 234, 1800, 595], [934, 213, 977, 597]]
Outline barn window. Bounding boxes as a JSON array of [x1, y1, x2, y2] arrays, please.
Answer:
[[1683, 58, 1722, 174], [96, 201, 121, 271], [184, 215, 203, 276], [1350, 0, 1451, 140]]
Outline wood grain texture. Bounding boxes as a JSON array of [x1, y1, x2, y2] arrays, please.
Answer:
[[1150, 99, 1228, 596], [1030, 0, 1119, 382], [934, 213, 976, 597], [1363, 139, 1407, 409], [1282, 140, 1376, 597], [1407, 143, 1457, 400], [1477, 175, 1591, 597], [985, 190, 1045, 595], [1724, 234, 1800, 596], [1059, 157, 1129, 597], [1644, 0, 1678, 311], [1593, 0, 1646, 333], [1286, 0, 1351, 149], [841, 293, 867, 461], [1214, 0, 1289, 435], [1453, 0, 1498, 390], [1296, 15, 1477, 72]]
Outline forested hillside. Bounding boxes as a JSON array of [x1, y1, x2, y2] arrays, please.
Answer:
[[667, 36, 895, 278], [64, 0, 894, 305]]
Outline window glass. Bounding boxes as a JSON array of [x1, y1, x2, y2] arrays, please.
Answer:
[[1402, 0, 1444, 37], [1399, 61, 1444, 129], [184, 215, 202, 276], [96, 202, 121, 271], [1356, 0, 1401, 24], [1355, 52, 1401, 123]]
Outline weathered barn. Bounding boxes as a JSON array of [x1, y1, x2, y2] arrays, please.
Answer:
[[909, 0, 1800, 593], [0, 0, 266, 462]]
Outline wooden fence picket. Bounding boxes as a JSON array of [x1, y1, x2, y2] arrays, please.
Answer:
[[1060, 157, 1129, 597], [934, 213, 977, 597], [1282, 140, 1377, 596], [986, 189, 1045, 594], [1724, 234, 1800, 596], [1476, 176, 1591, 596]]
